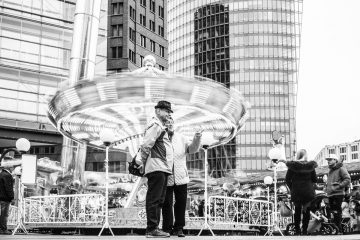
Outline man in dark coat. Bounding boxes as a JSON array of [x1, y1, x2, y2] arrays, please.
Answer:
[[325, 154, 350, 234], [0, 165, 14, 235], [285, 149, 317, 235]]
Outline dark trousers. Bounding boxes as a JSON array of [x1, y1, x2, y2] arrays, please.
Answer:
[[328, 195, 344, 233], [293, 202, 311, 234], [146, 171, 168, 232], [0, 201, 10, 231], [162, 184, 187, 232]]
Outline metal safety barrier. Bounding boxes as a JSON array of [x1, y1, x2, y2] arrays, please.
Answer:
[[8, 205, 18, 226], [208, 196, 273, 227], [23, 194, 106, 224]]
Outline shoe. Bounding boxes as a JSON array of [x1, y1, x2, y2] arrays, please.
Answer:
[[0, 229, 12, 235], [173, 229, 185, 237], [146, 229, 170, 238]]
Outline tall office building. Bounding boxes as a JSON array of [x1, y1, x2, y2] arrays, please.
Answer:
[[107, 0, 168, 71], [168, 0, 302, 173], [0, 0, 107, 160]]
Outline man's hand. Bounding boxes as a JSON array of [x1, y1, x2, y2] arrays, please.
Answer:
[[136, 163, 144, 174]]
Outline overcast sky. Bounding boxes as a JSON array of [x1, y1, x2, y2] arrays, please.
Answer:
[[296, 0, 360, 159]]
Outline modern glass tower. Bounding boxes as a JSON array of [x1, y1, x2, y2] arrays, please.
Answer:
[[0, 0, 107, 157], [168, 0, 302, 173]]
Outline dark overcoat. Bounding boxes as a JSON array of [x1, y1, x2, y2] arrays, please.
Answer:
[[285, 160, 318, 204]]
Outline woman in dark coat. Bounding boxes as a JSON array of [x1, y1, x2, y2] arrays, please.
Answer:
[[285, 149, 318, 235]]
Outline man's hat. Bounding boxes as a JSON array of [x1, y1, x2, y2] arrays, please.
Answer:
[[154, 100, 173, 113], [325, 154, 338, 161]]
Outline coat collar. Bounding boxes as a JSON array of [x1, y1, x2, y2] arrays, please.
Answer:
[[286, 160, 318, 173]]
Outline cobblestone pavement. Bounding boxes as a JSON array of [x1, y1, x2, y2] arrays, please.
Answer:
[[1, 234, 360, 240]]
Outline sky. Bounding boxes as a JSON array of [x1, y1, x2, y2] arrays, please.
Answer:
[[297, 0, 360, 159]]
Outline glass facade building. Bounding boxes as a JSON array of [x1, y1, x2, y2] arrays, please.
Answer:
[[168, 0, 302, 173], [0, 0, 107, 135], [0, 0, 108, 163], [107, 0, 168, 72]]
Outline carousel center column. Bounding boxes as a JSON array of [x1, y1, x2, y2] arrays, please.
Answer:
[[61, 0, 102, 184]]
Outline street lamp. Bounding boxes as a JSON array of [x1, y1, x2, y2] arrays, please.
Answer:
[[98, 129, 115, 237], [198, 132, 215, 237], [16, 138, 31, 153], [265, 146, 284, 236]]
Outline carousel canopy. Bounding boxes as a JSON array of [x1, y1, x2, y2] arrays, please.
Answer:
[[47, 56, 249, 154]]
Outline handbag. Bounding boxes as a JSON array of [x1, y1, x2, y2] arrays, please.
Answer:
[[128, 149, 144, 177], [279, 201, 293, 217]]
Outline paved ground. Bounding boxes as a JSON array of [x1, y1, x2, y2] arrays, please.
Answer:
[[1, 234, 360, 240]]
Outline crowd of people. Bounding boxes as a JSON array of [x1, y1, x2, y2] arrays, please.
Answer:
[[1, 100, 360, 237], [284, 150, 359, 235]]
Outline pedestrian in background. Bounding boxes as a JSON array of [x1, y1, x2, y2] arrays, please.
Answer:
[[325, 154, 351, 234], [162, 117, 202, 237], [137, 100, 174, 238], [0, 165, 14, 235], [285, 149, 317, 235]]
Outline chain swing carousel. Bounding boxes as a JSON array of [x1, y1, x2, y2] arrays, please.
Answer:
[[45, 55, 250, 232]]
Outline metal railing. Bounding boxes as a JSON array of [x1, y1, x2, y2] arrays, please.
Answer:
[[208, 196, 273, 227], [8, 205, 18, 226], [23, 194, 105, 224]]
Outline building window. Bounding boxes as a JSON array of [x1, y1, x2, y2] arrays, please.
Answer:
[[340, 146, 346, 153], [129, 6, 136, 21], [158, 6, 164, 18], [149, 20, 155, 32], [129, 27, 136, 42], [352, 153, 358, 160], [150, 0, 155, 12], [159, 45, 165, 57], [140, 55, 144, 66], [140, 35, 146, 47], [140, 0, 146, 7], [150, 40, 156, 52], [140, 14, 146, 27], [111, 24, 123, 37], [158, 25, 164, 37], [328, 149, 335, 154], [340, 155, 347, 162], [351, 145, 358, 152], [159, 65, 165, 70], [111, 2, 123, 15], [129, 49, 136, 63], [111, 46, 123, 58]]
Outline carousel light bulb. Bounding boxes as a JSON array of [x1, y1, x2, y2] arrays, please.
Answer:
[[99, 128, 115, 146], [201, 132, 215, 148], [13, 166, 22, 176], [268, 147, 282, 161], [16, 138, 31, 153], [264, 176, 273, 185]]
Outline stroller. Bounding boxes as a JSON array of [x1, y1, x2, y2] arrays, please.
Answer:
[[285, 192, 338, 235]]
